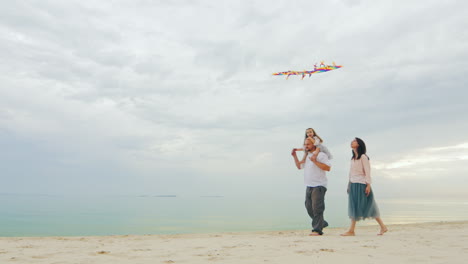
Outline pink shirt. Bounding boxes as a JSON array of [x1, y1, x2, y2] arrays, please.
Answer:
[[349, 155, 372, 184]]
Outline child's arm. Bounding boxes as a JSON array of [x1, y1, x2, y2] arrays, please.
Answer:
[[313, 136, 321, 145]]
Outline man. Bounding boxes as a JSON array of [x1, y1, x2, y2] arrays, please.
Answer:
[[291, 137, 332, 236]]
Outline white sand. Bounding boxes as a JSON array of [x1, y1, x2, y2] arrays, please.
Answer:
[[1, 221, 468, 264]]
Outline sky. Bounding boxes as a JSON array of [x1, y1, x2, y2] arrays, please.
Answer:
[[1, 0, 467, 199]]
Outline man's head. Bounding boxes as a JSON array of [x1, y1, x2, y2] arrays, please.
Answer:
[[304, 138, 316, 152]]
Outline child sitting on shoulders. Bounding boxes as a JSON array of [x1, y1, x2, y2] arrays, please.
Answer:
[[293, 128, 333, 163]]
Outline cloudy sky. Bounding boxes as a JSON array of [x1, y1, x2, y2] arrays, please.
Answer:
[[1, 0, 467, 199]]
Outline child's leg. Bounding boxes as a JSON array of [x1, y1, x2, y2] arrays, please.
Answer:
[[313, 147, 321, 155], [320, 145, 333, 159]]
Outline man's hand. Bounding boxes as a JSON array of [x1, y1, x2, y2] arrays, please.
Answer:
[[310, 153, 331, 171], [291, 148, 297, 156], [310, 151, 318, 162]]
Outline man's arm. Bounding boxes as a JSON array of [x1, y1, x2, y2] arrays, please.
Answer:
[[291, 149, 302, 170], [310, 153, 331, 171]]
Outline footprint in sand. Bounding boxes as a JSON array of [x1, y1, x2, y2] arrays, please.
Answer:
[[222, 246, 238, 249], [362, 245, 378, 249], [96, 251, 110, 254], [19, 245, 34, 249]]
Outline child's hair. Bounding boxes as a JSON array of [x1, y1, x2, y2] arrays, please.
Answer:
[[352, 137, 369, 160], [304, 128, 323, 143]]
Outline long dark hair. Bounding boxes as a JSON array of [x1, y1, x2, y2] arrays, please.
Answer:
[[352, 137, 369, 160]]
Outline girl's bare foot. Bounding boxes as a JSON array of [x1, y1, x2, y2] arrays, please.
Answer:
[[340, 231, 355, 236], [378, 226, 388, 236]]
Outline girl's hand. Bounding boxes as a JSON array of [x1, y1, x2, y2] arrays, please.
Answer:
[[365, 185, 371, 196]]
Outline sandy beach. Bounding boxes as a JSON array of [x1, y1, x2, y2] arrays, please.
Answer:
[[1, 221, 467, 264]]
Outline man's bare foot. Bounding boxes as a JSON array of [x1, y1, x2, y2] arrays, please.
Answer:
[[309, 232, 322, 236], [340, 231, 355, 236], [377, 226, 388, 236]]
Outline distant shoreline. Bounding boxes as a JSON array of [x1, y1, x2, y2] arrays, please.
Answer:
[[1, 220, 467, 238]]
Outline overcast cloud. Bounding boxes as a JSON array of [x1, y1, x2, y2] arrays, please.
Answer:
[[1, 0, 467, 198]]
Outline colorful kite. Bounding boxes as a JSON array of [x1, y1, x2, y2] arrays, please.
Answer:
[[273, 61, 343, 79]]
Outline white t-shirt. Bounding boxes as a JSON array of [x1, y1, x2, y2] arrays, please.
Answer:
[[300, 152, 331, 187]]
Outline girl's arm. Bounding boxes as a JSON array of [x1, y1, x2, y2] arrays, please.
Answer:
[[313, 136, 322, 145]]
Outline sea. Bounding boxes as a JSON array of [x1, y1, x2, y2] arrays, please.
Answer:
[[1, 193, 468, 237]]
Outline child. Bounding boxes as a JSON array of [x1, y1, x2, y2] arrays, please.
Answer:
[[294, 128, 333, 163]]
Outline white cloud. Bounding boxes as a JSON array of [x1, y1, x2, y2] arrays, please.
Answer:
[[0, 0, 467, 196], [374, 142, 468, 179]]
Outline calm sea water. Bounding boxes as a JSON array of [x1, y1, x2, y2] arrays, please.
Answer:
[[1, 194, 468, 237]]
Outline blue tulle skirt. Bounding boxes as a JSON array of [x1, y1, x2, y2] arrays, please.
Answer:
[[348, 183, 380, 221]]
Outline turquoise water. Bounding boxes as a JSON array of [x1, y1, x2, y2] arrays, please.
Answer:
[[1, 194, 467, 237]]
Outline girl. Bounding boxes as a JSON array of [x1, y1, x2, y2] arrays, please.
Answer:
[[294, 128, 333, 164], [341, 137, 387, 236]]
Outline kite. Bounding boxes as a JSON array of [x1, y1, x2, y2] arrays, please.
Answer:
[[273, 61, 343, 79]]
